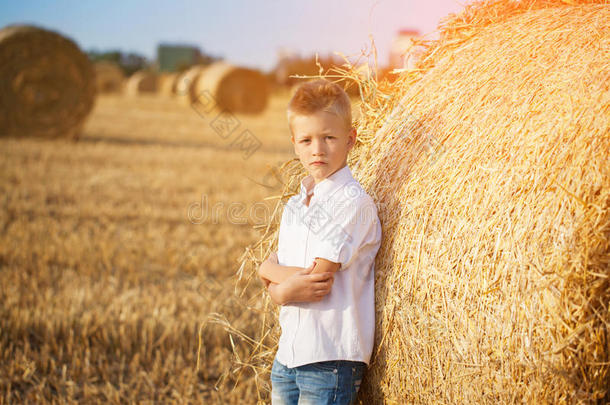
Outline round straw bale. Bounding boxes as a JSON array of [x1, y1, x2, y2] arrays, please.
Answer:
[[195, 61, 270, 114], [237, 1, 609, 404], [350, 2, 608, 403], [174, 65, 207, 104], [94, 61, 124, 93], [158, 72, 179, 97], [125, 70, 157, 95], [0, 24, 96, 139]]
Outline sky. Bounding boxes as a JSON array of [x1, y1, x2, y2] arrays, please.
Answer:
[[0, 0, 472, 72]]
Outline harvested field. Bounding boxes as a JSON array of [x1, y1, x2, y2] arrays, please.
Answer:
[[0, 90, 300, 403]]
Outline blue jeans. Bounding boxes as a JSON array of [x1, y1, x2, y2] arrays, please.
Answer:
[[271, 357, 366, 405]]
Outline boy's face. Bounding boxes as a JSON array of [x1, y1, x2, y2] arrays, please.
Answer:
[[290, 110, 356, 185]]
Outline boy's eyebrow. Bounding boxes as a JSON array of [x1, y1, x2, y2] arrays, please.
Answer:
[[298, 130, 332, 137]]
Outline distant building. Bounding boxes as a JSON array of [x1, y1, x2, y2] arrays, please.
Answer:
[[157, 44, 203, 72], [389, 29, 421, 70]]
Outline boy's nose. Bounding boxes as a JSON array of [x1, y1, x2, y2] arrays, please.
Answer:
[[312, 139, 325, 154]]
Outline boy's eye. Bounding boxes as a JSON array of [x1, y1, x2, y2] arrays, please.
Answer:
[[300, 139, 310, 143], [326, 136, 335, 139]]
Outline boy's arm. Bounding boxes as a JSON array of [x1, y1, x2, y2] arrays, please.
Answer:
[[258, 253, 338, 305], [266, 266, 335, 305], [258, 252, 307, 284], [267, 282, 285, 305], [259, 253, 340, 285], [311, 257, 341, 274]]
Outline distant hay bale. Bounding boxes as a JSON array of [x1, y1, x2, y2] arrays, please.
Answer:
[[235, 1, 609, 404], [0, 24, 96, 139], [195, 62, 270, 114], [158, 72, 179, 97], [94, 61, 124, 93], [174, 65, 207, 105], [125, 71, 157, 96]]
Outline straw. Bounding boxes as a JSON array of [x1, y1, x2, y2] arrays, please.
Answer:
[[225, 1, 609, 403], [0, 25, 96, 139]]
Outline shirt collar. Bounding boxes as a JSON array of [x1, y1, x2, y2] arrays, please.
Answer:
[[299, 164, 354, 205]]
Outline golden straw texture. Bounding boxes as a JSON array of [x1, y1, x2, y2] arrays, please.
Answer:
[[355, 2, 609, 403], [233, 1, 609, 403]]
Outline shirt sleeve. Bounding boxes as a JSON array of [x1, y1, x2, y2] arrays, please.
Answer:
[[312, 198, 382, 271]]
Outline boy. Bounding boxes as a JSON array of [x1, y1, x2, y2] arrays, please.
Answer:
[[258, 79, 382, 405]]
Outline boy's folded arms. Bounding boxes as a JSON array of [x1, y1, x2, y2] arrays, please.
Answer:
[[267, 270, 334, 305], [258, 253, 339, 305]]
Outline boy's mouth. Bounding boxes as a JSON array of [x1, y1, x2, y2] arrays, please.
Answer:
[[311, 161, 326, 166]]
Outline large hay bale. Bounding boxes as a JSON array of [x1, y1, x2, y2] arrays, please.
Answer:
[[158, 72, 179, 97], [94, 61, 124, 94], [234, 0, 609, 404], [0, 24, 96, 139], [174, 65, 207, 105], [125, 70, 157, 96], [195, 61, 270, 114], [352, 1, 609, 403]]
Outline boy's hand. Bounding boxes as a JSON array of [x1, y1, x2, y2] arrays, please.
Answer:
[[274, 261, 335, 304]]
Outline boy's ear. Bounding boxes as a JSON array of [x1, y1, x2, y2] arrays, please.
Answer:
[[291, 134, 298, 155], [348, 127, 357, 149]]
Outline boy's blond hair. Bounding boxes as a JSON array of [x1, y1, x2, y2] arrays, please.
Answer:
[[287, 79, 352, 134]]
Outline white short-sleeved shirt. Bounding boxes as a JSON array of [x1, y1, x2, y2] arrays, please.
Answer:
[[275, 164, 382, 368]]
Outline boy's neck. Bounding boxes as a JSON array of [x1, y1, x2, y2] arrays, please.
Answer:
[[303, 163, 348, 207]]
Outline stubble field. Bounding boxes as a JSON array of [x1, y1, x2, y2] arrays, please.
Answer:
[[0, 90, 301, 403]]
